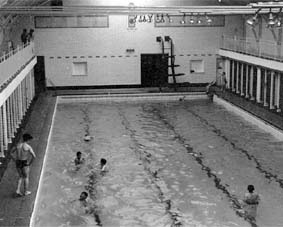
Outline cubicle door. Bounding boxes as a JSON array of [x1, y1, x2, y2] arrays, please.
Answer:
[[34, 56, 46, 94], [141, 54, 168, 87]]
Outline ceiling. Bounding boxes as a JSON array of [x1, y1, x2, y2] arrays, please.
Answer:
[[0, 0, 50, 7], [0, 0, 280, 15], [0, 0, 274, 7]]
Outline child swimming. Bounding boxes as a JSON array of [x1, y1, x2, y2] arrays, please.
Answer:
[[100, 158, 107, 172], [74, 151, 85, 170], [243, 184, 260, 223]]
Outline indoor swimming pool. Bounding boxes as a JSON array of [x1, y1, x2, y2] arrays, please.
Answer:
[[30, 95, 283, 227]]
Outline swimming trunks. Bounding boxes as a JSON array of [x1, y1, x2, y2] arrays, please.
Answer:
[[16, 160, 29, 168]]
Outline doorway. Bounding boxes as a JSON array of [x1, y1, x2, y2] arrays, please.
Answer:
[[141, 54, 168, 87], [34, 56, 46, 94]]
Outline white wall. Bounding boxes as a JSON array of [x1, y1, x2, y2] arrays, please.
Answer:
[[223, 15, 245, 38], [35, 15, 240, 87]]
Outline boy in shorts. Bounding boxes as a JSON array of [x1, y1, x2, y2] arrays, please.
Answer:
[[11, 133, 36, 196]]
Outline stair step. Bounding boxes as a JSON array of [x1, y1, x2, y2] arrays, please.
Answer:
[[168, 73, 185, 77], [169, 65, 180, 67]]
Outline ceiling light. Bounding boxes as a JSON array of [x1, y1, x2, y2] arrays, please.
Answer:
[[189, 16, 194, 24], [206, 15, 212, 24], [275, 17, 282, 27], [267, 9, 276, 27], [246, 8, 261, 27], [167, 14, 173, 23], [246, 14, 258, 26], [197, 16, 202, 24], [274, 8, 282, 28], [180, 13, 186, 24]]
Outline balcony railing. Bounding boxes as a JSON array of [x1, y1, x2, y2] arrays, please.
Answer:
[[0, 42, 35, 91], [221, 36, 282, 62]]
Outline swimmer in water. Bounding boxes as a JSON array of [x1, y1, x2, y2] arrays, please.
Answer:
[[78, 192, 101, 226], [75, 191, 94, 214], [100, 158, 107, 172], [85, 158, 108, 178], [74, 151, 85, 170], [243, 184, 260, 223], [84, 134, 92, 142], [79, 191, 89, 207], [75, 151, 84, 165]]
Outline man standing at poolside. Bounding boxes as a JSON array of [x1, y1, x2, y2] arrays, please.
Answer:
[[11, 133, 36, 196]]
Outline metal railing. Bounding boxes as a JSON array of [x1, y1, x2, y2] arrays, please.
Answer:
[[0, 41, 35, 89], [221, 36, 282, 61]]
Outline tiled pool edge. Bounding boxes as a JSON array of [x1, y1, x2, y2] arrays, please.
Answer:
[[215, 96, 283, 141], [29, 96, 59, 227]]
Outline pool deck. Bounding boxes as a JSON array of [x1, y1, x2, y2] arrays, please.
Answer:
[[0, 92, 56, 227], [0, 88, 283, 227]]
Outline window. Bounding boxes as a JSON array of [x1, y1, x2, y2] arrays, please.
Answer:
[[190, 60, 204, 73], [72, 62, 87, 76], [35, 16, 109, 28]]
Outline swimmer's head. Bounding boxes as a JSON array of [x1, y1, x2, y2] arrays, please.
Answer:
[[100, 158, 107, 166], [23, 133, 33, 142], [79, 191, 88, 201], [247, 185, 255, 193], [76, 151, 82, 158]]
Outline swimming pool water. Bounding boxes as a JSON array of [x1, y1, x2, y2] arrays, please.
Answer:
[[31, 98, 283, 227]]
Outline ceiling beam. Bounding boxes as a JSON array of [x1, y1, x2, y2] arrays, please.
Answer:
[[0, 5, 263, 15]]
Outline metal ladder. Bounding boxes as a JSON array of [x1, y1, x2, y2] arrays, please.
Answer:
[[157, 36, 184, 91]]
